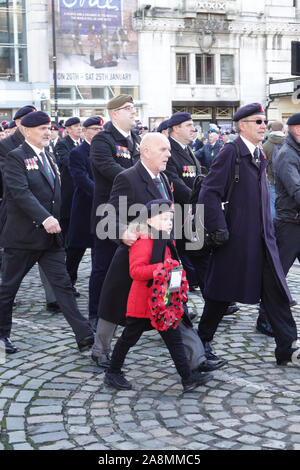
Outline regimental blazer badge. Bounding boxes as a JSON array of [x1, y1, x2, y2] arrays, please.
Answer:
[[24, 157, 39, 171], [182, 165, 196, 178], [115, 145, 131, 159]]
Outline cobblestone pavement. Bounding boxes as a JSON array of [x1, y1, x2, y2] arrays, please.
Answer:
[[0, 252, 300, 451]]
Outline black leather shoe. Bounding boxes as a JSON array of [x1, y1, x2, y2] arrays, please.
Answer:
[[277, 348, 300, 366], [1, 338, 18, 354], [256, 315, 274, 337], [182, 371, 213, 393], [92, 354, 111, 369], [77, 334, 94, 352], [104, 371, 132, 390], [46, 302, 61, 313], [290, 299, 297, 307], [197, 359, 227, 372], [223, 304, 240, 316], [72, 286, 80, 297], [203, 342, 222, 361]]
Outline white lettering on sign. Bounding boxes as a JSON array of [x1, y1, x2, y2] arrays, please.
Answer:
[[196, 1, 226, 10], [62, 0, 118, 10]]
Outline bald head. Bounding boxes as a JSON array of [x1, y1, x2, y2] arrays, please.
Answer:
[[140, 132, 171, 176]]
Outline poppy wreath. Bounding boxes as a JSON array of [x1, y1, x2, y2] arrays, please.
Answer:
[[148, 258, 188, 331]]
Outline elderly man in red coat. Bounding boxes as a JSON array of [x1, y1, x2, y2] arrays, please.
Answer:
[[197, 103, 299, 367]]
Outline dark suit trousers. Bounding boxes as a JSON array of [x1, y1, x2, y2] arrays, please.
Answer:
[[0, 248, 93, 342], [66, 247, 87, 285], [198, 250, 297, 363], [88, 237, 117, 320], [274, 220, 300, 275], [109, 317, 192, 383]]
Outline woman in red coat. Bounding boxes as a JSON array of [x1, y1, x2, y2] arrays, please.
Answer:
[[104, 199, 212, 393]]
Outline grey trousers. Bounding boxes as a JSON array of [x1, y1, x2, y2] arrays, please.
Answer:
[[39, 265, 56, 304], [92, 318, 206, 370]]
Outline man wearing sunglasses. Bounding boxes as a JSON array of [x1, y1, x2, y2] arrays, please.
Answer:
[[89, 94, 140, 341], [197, 102, 299, 367]]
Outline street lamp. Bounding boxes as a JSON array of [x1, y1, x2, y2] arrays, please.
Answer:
[[51, 0, 58, 124]]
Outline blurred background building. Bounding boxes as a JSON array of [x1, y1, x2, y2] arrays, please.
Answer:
[[0, 0, 300, 130]]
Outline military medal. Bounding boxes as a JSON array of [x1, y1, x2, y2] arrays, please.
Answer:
[[116, 145, 131, 159]]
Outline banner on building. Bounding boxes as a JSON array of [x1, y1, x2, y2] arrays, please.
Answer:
[[49, 0, 139, 86]]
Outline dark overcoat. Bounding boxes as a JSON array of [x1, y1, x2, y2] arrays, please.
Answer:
[[198, 136, 292, 304], [165, 137, 202, 206], [0, 141, 62, 250], [97, 160, 174, 326], [55, 135, 76, 220], [90, 121, 140, 233], [68, 140, 94, 248]]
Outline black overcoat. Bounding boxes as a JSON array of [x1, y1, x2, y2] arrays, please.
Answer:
[[55, 135, 76, 220], [90, 121, 140, 233], [68, 140, 94, 248]]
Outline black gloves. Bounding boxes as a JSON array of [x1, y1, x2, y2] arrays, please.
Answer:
[[208, 228, 229, 248]]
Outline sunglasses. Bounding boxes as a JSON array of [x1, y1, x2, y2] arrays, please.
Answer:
[[242, 119, 268, 126]]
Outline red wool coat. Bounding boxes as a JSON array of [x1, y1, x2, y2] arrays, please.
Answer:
[[126, 237, 177, 319]]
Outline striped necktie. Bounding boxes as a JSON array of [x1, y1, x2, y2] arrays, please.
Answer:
[[254, 147, 261, 168], [40, 152, 55, 189], [153, 177, 168, 199]]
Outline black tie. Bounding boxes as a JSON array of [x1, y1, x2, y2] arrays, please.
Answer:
[[185, 146, 191, 158], [127, 134, 134, 153]]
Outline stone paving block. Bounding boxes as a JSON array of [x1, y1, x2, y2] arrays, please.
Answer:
[[39, 440, 75, 450], [5, 417, 25, 431], [27, 415, 64, 424], [31, 431, 69, 444]]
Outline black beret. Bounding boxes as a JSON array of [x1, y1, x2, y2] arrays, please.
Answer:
[[65, 117, 81, 127], [156, 119, 169, 133], [21, 111, 51, 127], [233, 103, 265, 122], [139, 199, 174, 221], [3, 123, 9, 130], [107, 94, 133, 110], [287, 113, 300, 125], [168, 112, 192, 128], [83, 116, 103, 128], [8, 121, 16, 129], [50, 124, 59, 131], [13, 105, 37, 120]]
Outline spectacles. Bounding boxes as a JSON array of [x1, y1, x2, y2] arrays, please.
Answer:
[[242, 119, 268, 126], [115, 105, 135, 112], [87, 127, 101, 131]]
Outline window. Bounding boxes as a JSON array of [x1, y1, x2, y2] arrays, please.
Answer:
[[176, 54, 189, 83], [196, 54, 214, 84], [220, 55, 234, 84], [0, 0, 27, 81]]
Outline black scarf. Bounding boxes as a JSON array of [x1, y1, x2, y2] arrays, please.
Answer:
[[146, 230, 180, 288]]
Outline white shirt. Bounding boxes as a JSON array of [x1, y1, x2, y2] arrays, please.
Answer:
[[240, 135, 258, 157], [141, 160, 160, 180], [170, 136, 187, 150], [113, 123, 131, 140], [70, 137, 80, 146]]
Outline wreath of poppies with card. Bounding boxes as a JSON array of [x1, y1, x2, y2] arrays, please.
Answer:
[[148, 259, 189, 331]]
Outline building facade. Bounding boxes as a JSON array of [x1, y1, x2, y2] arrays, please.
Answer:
[[0, 0, 300, 127]]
